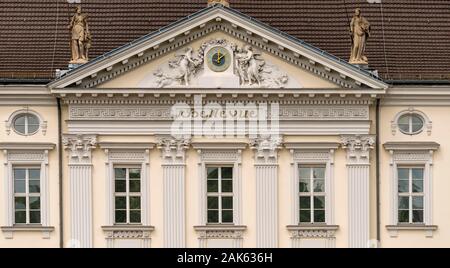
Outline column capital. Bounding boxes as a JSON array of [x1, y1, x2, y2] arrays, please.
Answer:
[[63, 134, 98, 164], [250, 135, 283, 164], [341, 135, 375, 165], [157, 136, 191, 164]]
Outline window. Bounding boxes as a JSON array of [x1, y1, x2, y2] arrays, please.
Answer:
[[13, 167, 41, 224], [114, 167, 142, 224], [207, 166, 233, 224], [398, 167, 424, 224], [398, 114, 424, 135], [13, 113, 40, 136], [299, 166, 326, 223]]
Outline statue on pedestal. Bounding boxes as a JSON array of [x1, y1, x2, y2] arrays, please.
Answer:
[[349, 8, 371, 65], [68, 5, 91, 64]]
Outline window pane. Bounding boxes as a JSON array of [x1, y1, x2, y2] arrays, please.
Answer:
[[299, 179, 310, 193], [29, 180, 40, 193], [222, 210, 233, 223], [313, 168, 325, 179], [313, 179, 325, 192], [207, 168, 219, 179], [397, 168, 409, 180], [15, 197, 26, 210], [398, 196, 409, 210], [129, 196, 141, 210], [30, 211, 41, 224], [207, 210, 219, 223], [221, 179, 233, 193], [14, 169, 26, 180], [299, 210, 311, 223], [413, 197, 423, 209], [314, 196, 325, 209], [14, 115, 26, 126], [129, 180, 141, 193], [115, 180, 126, 193], [15, 211, 26, 224], [27, 114, 39, 125], [14, 124, 26, 134], [314, 210, 325, 223], [27, 124, 39, 134], [299, 168, 310, 179], [115, 210, 126, 223], [299, 197, 311, 209], [207, 180, 218, 193], [14, 179, 25, 193], [411, 116, 424, 132], [29, 197, 40, 209], [222, 196, 233, 209], [115, 196, 126, 209], [412, 180, 423, 193], [29, 169, 40, 179], [129, 169, 141, 179], [398, 180, 409, 193], [130, 211, 141, 223], [114, 168, 126, 179], [207, 197, 218, 209], [221, 167, 233, 179], [398, 210, 409, 223], [412, 210, 424, 223], [412, 168, 423, 180]]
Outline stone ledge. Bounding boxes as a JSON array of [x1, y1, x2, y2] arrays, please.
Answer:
[[386, 225, 438, 238], [1, 225, 55, 239]]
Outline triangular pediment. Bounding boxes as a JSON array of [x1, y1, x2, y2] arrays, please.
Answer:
[[48, 5, 388, 91]]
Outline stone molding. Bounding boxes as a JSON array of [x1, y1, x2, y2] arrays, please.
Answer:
[[250, 136, 282, 164], [62, 134, 98, 164], [341, 135, 375, 165], [157, 136, 191, 165]]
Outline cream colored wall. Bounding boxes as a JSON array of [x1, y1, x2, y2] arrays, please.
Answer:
[[0, 106, 60, 248], [98, 31, 338, 89], [379, 106, 450, 247]]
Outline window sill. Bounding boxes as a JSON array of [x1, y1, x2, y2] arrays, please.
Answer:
[[287, 224, 339, 239], [102, 225, 155, 240], [1, 225, 55, 239], [386, 224, 438, 238]]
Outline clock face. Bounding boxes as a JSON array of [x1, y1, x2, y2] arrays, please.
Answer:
[[206, 46, 231, 72]]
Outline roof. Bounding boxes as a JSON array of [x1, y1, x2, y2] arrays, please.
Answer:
[[1, 0, 450, 82]]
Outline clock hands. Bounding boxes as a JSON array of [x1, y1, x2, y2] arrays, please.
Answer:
[[216, 49, 225, 63]]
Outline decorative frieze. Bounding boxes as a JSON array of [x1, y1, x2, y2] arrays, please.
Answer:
[[194, 225, 247, 248], [102, 226, 154, 248], [287, 225, 339, 248]]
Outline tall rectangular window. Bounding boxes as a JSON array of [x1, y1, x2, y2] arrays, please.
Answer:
[[207, 166, 233, 224], [299, 165, 326, 224], [398, 167, 424, 223], [114, 167, 142, 224], [13, 167, 41, 224]]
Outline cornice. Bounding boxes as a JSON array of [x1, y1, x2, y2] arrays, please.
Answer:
[[284, 142, 340, 150], [383, 142, 440, 151], [192, 142, 248, 150], [98, 142, 155, 150], [0, 143, 56, 150]]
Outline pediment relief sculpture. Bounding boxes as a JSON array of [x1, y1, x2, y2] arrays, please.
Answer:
[[147, 39, 293, 88]]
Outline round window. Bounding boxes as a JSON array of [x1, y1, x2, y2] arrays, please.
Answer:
[[398, 114, 424, 135], [13, 113, 40, 135]]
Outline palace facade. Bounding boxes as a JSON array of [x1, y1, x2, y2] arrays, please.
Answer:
[[1, 1, 450, 248]]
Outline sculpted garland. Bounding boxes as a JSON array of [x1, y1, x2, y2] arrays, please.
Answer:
[[153, 39, 289, 88]]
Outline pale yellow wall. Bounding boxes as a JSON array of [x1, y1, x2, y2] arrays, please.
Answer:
[[379, 106, 450, 247], [0, 106, 60, 248], [98, 31, 338, 89]]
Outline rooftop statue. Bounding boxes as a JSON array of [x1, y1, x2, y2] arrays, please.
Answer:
[[68, 5, 92, 64], [349, 8, 371, 65]]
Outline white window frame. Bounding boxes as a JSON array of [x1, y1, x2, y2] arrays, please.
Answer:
[[206, 165, 234, 224], [384, 142, 439, 237], [113, 166, 143, 225], [13, 166, 42, 225], [5, 109, 47, 136], [396, 166, 425, 224], [101, 144, 152, 227], [0, 144, 55, 239], [298, 165, 327, 224]]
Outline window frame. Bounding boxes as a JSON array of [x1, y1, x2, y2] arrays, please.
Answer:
[[206, 166, 234, 224], [298, 165, 327, 224], [398, 114, 424, 136], [113, 166, 142, 225], [13, 166, 42, 225], [13, 113, 40, 136], [397, 165, 425, 224]]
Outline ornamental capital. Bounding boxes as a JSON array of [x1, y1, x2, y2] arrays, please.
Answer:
[[62, 134, 97, 164], [250, 135, 283, 164], [341, 135, 375, 164], [157, 136, 191, 164]]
